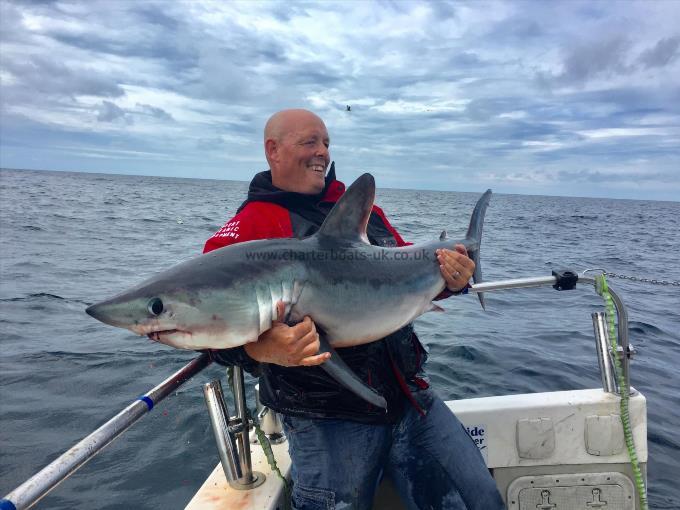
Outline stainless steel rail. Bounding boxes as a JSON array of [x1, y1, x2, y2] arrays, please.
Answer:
[[1, 353, 212, 510], [469, 272, 631, 393], [203, 380, 242, 482], [592, 312, 617, 393], [229, 366, 265, 489], [203, 370, 265, 491]]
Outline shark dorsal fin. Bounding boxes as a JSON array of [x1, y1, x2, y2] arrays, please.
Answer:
[[316, 173, 375, 243]]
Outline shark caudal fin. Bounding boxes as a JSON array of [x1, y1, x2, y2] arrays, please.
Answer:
[[465, 189, 492, 310], [318, 333, 387, 410]]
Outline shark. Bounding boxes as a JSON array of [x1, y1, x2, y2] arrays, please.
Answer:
[[86, 174, 491, 409]]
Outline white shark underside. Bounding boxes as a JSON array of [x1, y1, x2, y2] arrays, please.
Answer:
[[86, 174, 491, 409]]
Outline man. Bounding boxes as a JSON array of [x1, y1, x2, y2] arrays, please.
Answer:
[[205, 109, 505, 510]]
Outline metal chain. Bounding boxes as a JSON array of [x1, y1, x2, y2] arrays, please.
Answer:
[[603, 271, 680, 287]]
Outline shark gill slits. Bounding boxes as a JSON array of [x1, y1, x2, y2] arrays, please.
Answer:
[[147, 297, 164, 316]]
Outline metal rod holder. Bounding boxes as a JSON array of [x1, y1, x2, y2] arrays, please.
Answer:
[[203, 370, 265, 490], [255, 384, 286, 444], [203, 380, 242, 483], [229, 366, 265, 489], [591, 312, 617, 393]]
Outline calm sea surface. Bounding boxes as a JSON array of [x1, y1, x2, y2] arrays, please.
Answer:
[[1, 168, 679, 508]]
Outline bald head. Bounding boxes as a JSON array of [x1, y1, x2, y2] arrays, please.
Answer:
[[264, 109, 325, 144], [263, 109, 330, 194]]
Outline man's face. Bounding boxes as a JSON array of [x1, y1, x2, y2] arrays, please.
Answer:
[[271, 115, 330, 194]]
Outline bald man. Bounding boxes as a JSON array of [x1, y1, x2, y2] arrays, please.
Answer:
[[204, 110, 505, 510]]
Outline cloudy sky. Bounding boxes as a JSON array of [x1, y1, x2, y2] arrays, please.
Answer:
[[1, 0, 679, 200]]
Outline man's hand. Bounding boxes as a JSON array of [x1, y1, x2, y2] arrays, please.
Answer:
[[244, 301, 330, 367], [436, 244, 475, 292]]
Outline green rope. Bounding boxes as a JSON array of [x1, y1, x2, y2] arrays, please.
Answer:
[[595, 274, 648, 510], [252, 412, 292, 510]]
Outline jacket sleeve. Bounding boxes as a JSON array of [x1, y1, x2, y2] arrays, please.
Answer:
[[370, 205, 411, 247], [204, 346, 262, 375], [202, 202, 292, 373], [204, 202, 290, 253]]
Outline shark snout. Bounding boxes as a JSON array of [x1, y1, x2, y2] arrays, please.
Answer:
[[86, 300, 136, 329], [86, 302, 115, 325]]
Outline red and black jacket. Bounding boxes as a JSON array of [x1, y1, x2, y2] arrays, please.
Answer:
[[204, 164, 431, 423]]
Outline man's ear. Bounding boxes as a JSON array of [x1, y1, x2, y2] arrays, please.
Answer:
[[265, 138, 278, 164]]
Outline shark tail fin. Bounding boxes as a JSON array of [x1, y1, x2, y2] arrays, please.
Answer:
[[465, 189, 492, 310]]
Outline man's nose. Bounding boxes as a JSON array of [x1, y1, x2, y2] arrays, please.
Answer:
[[315, 142, 329, 159]]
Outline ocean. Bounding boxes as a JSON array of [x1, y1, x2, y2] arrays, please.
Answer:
[[1, 168, 678, 508]]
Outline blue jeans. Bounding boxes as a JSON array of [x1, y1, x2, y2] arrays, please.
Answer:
[[282, 390, 505, 510]]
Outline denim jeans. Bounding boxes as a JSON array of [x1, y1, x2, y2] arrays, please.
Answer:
[[282, 389, 505, 510]]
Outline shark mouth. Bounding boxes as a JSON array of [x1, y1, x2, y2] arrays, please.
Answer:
[[147, 329, 185, 341]]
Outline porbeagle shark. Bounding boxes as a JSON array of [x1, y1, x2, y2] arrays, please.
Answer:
[[87, 174, 491, 409]]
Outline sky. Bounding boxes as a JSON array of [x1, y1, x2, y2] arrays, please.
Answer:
[[1, 0, 679, 200]]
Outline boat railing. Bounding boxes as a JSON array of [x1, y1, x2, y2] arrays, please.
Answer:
[[1, 270, 634, 510], [468, 270, 633, 393]]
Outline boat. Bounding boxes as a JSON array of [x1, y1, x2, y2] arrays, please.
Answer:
[[1, 271, 648, 510]]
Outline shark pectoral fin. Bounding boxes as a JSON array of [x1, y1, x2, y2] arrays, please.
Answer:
[[317, 334, 387, 410], [427, 302, 445, 313]]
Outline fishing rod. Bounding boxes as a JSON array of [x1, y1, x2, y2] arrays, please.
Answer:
[[1, 353, 212, 510]]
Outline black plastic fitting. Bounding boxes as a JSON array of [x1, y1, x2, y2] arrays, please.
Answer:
[[552, 269, 578, 291]]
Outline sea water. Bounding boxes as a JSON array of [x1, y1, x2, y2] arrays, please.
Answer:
[[1, 168, 678, 508]]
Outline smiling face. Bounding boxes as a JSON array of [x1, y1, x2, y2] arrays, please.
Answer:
[[266, 109, 330, 194]]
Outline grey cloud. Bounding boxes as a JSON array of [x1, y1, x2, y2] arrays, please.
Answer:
[[0, 2, 26, 42], [448, 52, 487, 69], [194, 27, 292, 102], [97, 101, 131, 124], [1, 0, 678, 200], [556, 36, 632, 84], [132, 5, 180, 30], [196, 137, 226, 151], [464, 97, 527, 122], [276, 61, 343, 88], [639, 36, 680, 69], [487, 17, 544, 43], [556, 169, 678, 184], [42, 16, 198, 79], [269, 3, 311, 22], [135, 103, 174, 122], [566, 86, 680, 120], [427, 1, 459, 20], [50, 31, 197, 69], [3, 55, 124, 98]]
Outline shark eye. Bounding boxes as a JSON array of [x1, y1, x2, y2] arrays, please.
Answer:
[[147, 298, 164, 316]]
